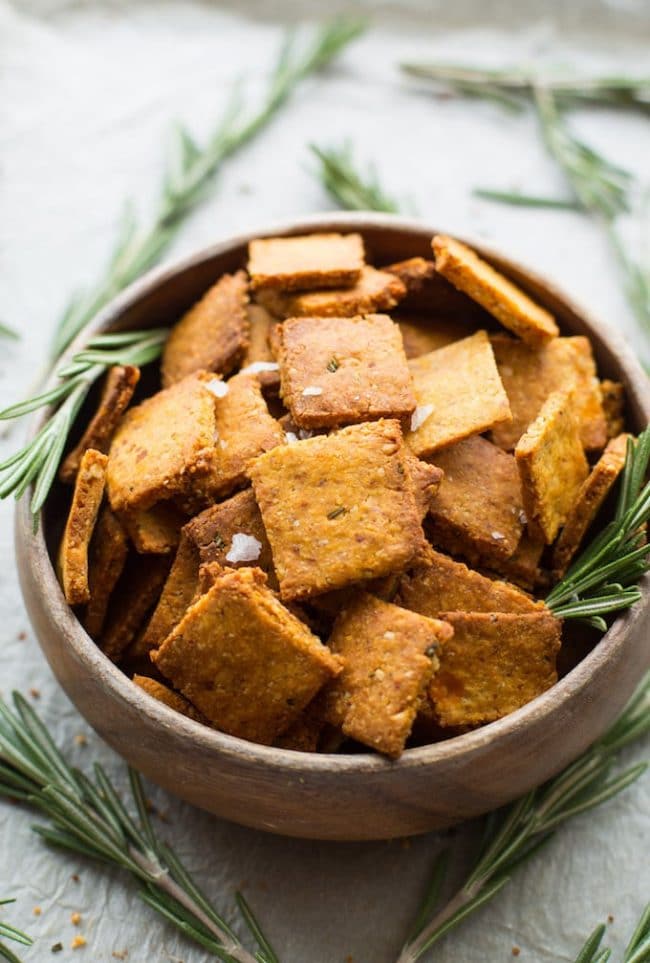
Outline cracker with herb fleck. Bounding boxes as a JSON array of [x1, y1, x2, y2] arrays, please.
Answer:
[[58, 448, 108, 606], [248, 232, 364, 291], [257, 266, 406, 319]]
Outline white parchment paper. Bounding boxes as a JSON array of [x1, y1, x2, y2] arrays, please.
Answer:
[[0, 2, 648, 960]]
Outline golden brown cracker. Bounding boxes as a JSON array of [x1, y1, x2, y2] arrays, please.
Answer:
[[484, 531, 546, 592], [161, 271, 250, 387], [240, 303, 281, 390], [257, 266, 406, 319], [322, 593, 453, 757], [60, 366, 140, 484], [384, 256, 436, 293], [100, 555, 171, 662], [552, 433, 629, 575], [152, 567, 342, 744], [600, 379, 625, 439], [248, 232, 364, 291], [405, 331, 511, 457], [133, 533, 201, 658], [58, 448, 108, 606], [429, 611, 561, 727], [515, 390, 590, 543], [277, 314, 416, 429], [396, 313, 479, 359], [249, 419, 426, 601], [404, 451, 443, 521], [433, 234, 559, 346], [427, 435, 525, 566], [83, 506, 129, 638], [133, 675, 206, 723], [120, 503, 186, 554]]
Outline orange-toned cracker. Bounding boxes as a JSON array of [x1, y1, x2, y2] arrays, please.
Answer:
[[405, 331, 511, 458], [427, 434, 525, 566], [120, 503, 186, 554], [482, 531, 546, 592], [58, 448, 108, 606], [249, 420, 426, 601], [161, 271, 250, 387], [384, 257, 436, 294], [552, 433, 629, 575], [395, 313, 480, 359], [490, 335, 607, 451], [430, 611, 561, 727], [152, 567, 342, 744], [321, 593, 453, 757], [515, 390, 589, 544], [397, 545, 543, 616], [60, 365, 140, 483], [600, 379, 625, 439], [83, 506, 129, 637], [133, 533, 201, 657], [240, 303, 281, 390], [404, 451, 443, 522], [100, 555, 171, 662], [106, 372, 218, 513], [133, 675, 207, 723], [277, 314, 416, 429], [432, 234, 559, 346], [248, 232, 364, 292], [257, 266, 406, 319]]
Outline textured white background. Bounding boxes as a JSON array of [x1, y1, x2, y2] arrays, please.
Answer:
[[0, 2, 649, 961]]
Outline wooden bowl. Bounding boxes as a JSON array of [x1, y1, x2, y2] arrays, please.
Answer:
[[16, 213, 650, 841]]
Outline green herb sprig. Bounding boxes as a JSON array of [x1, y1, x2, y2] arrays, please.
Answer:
[[0, 328, 169, 521], [473, 187, 580, 210], [310, 143, 401, 212], [0, 899, 32, 963], [51, 19, 365, 359], [0, 692, 277, 963], [397, 672, 650, 963], [574, 903, 650, 963], [0, 322, 19, 342]]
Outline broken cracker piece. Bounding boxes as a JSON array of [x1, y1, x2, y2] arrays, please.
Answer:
[[58, 449, 108, 606], [384, 257, 436, 294], [404, 451, 443, 522], [152, 567, 342, 744], [322, 593, 453, 757], [60, 365, 140, 483], [248, 232, 364, 291], [427, 434, 525, 566], [277, 313, 416, 429], [515, 390, 589, 543], [133, 675, 207, 723], [161, 271, 250, 387], [406, 331, 511, 457], [257, 266, 406, 319], [249, 419, 426, 600], [133, 533, 201, 658], [433, 234, 558, 346], [430, 611, 561, 727], [600, 379, 625, 439], [83, 506, 129, 637], [553, 433, 629, 576], [100, 555, 170, 662], [120, 503, 185, 554]]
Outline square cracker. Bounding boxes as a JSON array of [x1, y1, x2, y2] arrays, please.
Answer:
[[429, 611, 561, 727], [249, 419, 426, 600], [397, 546, 543, 617], [152, 567, 342, 744], [120, 503, 185, 555], [490, 335, 607, 451], [256, 266, 406, 319], [60, 365, 140, 483], [277, 314, 416, 429], [321, 593, 453, 757], [106, 372, 218, 513], [240, 303, 281, 390], [161, 271, 250, 387], [427, 434, 525, 566], [58, 448, 108, 606], [405, 331, 511, 458], [83, 506, 129, 638], [133, 675, 206, 724], [552, 433, 629, 576], [515, 390, 589, 543], [248, 232, 364, 292], [433, 234, 559, 346]]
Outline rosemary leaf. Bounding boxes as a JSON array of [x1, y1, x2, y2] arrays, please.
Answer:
[[310, 143, 401, 212], [572, 903, 650, 963], [50, 19, 365, 359], [473, 187, 580, 210], [0, 899, 32, 963], [0, 322, 19, 341]]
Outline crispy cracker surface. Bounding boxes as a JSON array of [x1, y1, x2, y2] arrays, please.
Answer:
[[404, 451, 443, 521], [257, 266, 406, 319], [120, 503, 185, 554], [406, 331, 511, 457], [278, 314, 416, 429], [161, 271, 250, 387], [133, 675, 206, 723], [133, 533, 201, 657], [152, 567, 342, 743], [83, 506, 129, 637], [248, 233, 364, 291], [515, 390, 590, 543], [429, 611, 561, 727], [249, 419, 426, 600], [322, 593, 452, 757], [58, 448, 108, 606], [433, 234, 559, 346], [600, 379, 625, 439]]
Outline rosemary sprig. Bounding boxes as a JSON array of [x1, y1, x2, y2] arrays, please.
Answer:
[[51, 19, 365, 359], [0, 322, 19, 341], [545, 427, 650, 628], [0, 328, 169, 521], [0, 899, 32, 963], [573, 903, 650, 963], [310, 143, 401, 212], [0, 691, 276, 963], [397, 671, 650, 963], [473, 187, 581, 210]]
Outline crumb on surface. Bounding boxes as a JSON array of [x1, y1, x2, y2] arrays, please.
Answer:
[[71, 934, 87, 949], [29, 688, 40, 699], [33, 906, 42, 916], [74, 734, 87, 747], [512, 947, 521, 957], [71, 912, 81, 926]]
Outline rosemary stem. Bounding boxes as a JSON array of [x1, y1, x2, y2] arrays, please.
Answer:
[[396, 884, 480, 963]]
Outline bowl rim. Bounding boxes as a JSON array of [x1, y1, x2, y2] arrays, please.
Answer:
[[19, 210, 650, 776]]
